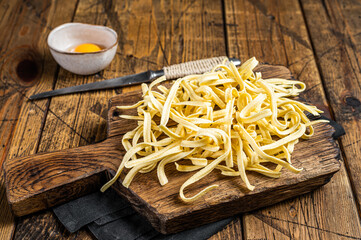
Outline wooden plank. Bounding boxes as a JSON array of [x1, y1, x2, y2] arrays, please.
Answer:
[[13, 211, 93, 240], [224, 0, 361, 239], [300, 0, 361, 212], [0, 1, 25, 239], [209, 218, 243, 240], [0, 0, 86, 239], [4, 0, 227, 238], [0, 0, 78, 239], [0, 170, 14, 240]]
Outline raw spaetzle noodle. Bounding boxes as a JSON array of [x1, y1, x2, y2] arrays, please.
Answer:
[[101, 57, 327, 202]]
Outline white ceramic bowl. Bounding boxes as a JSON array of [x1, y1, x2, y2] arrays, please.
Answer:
[[47, 23, 118, 75]]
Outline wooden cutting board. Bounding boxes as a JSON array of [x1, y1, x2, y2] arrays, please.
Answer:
[[4, 65, 340, 234]]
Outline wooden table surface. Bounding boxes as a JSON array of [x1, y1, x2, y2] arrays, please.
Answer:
[[0, 0, 360, 239]]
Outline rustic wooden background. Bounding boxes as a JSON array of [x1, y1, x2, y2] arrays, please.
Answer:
[[0, 0, 360, 239]]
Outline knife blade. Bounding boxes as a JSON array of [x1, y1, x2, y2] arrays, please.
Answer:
[[29, 57, 241, 100]]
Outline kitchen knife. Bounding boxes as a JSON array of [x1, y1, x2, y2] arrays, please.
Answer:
[[29, 57, 241, 100]]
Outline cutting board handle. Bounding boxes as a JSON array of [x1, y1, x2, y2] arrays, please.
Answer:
[[4, 139, 123, 216]]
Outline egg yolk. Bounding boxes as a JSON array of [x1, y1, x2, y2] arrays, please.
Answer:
[[73, 43, 102, 53]]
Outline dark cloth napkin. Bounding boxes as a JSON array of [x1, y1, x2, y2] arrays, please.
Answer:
[[53, 115, 344, 240], [53, 189, 234, 240], [305, 113, 345, 139]]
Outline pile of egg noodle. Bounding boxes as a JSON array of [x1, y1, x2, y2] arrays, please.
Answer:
[[101, 57, 326, 202]]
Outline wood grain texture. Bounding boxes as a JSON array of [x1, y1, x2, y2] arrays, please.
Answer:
[[5, 65, 340, 235], [300, 0, 361, 215], [0, 0, 77, 239], [13, 211, 94, 240], [209, 218, 243, 240], [5, 141, 121, 215], [0, 0, 25, 238], [0, 0, 90, 239], [0, 171, 14, 240], [224, 0, 361, 239]]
